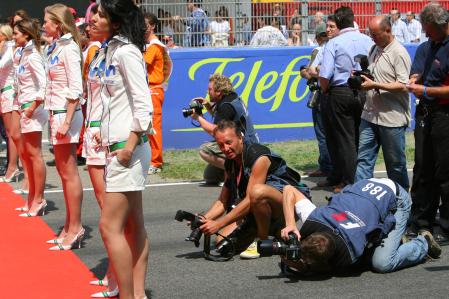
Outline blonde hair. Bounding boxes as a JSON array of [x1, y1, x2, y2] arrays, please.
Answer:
[[45, 3, 82, 50], [0, 24, 13, 40], [209, 73, 234, 96]]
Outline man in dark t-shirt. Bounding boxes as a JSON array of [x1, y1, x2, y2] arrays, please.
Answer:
[[197, 120, 307, 259], [190, 74, 258, 184]]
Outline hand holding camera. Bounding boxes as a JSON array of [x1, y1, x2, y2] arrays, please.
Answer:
[[281, 225, 301, 242], [182, 98, 205, 118], [258, 232, 301, 261]]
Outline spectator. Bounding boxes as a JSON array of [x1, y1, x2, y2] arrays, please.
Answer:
[[174, 0, 209, 47], [406, 3, 449, 244], [218, 6, 234, 45], [355, 16, 411, 190], [288, 22, 302, 46], [312, 11, 326, 34], [390, 8, 410, 43], [406, 11, 422, 43], [250, 16, 288, 47], [162, 11, 175, 38], [239, 13, 252, 45], [209, 9, 230, 47], [319, 6, 373, 192]]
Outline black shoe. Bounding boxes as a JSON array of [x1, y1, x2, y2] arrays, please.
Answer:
[[46, 159, 56, 167], [434, 231, 449, 246], [419, 230, 442, 259]]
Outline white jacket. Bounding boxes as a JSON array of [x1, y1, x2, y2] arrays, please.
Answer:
[[0, 41, 16, 91], [99, 35, 153, 146], [16, 40, 46, 106], [45, 33, 83, 110]]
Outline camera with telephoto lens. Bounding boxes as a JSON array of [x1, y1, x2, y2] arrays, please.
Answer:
[[175, 210, 203, 247], [257, 232, 301, 261], [347, 54, 375, 91], [182, 98, 204, 118]]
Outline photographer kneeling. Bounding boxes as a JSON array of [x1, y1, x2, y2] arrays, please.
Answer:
[[198, 120, 308, 259], [189, 74, 259, 184], [275, 178, 440, 275]]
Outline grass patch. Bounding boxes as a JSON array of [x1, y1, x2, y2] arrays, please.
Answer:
[[160, 132, 415, 180]]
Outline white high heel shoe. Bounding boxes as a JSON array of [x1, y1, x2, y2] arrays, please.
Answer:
[[49, 227, 85, 251], [90, 279, 108, 286], [1, 169, 21, 183], [18, 200, 47, 217], [91, 287, 119, 298], [14, 205, 28, 212]]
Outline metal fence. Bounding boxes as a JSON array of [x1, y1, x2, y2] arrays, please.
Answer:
[[138, 0, 449, 47]]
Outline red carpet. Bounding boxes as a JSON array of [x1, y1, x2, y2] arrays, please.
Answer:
[[0, 183, 103, 298]]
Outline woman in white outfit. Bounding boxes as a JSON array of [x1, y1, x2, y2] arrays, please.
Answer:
[[13, 19, 48, 217], [91, 1, 153, 298], [0, 25, 21, 183], [43, 4, 85, 250]]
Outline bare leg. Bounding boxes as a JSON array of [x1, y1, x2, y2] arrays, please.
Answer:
[[249, 184, 284, 239], [54, 143, 83, 243], [9, 111, 28, 190], [23, 132, 46, 211], [1, 112, 19, 177], [125, 192, 149, 299], [87, 165, 117, 289], [100, 191, 135, 299]]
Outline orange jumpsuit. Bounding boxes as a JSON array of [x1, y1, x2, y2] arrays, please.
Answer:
[[143, 39, 166, 169]]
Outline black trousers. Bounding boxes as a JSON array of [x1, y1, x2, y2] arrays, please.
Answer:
[[410, 103, 449, 232], [321, 86, 363, 185]]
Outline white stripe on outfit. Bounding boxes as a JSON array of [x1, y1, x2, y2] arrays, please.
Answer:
[[100, 35, 153, 192], [45, 33, 83, 144], [83, 46, 106, 165], [0, 41, 16, 113], [16, 40, 48, 133], [12, 46, 23, 111]]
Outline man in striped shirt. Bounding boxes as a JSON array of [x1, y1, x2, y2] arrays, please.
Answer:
[[406, 11, 423, 43]]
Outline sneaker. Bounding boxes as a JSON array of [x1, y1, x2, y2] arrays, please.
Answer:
[[148, 166, 162, 175], [419, 230, 442, 259], [239, 241, 260, 259]]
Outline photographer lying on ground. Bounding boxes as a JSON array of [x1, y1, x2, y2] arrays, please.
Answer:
[[188, 74, 259, 184], [276, 178, 440, 275], [197, 120, 309, 259]]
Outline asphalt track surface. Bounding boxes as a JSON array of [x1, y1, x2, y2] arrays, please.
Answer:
[[10, 163, 449, 299]]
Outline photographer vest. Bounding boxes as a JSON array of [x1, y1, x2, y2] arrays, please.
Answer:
[[224, 143, 310, 211], [307, 179, 397, 263], [221, 97, 259, 144]]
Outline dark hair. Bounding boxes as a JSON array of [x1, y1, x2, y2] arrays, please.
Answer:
[[143, 12, 158, 26], [327, 15, 337, 24], [9, 9, 30, 28], [14, 18, 42, 53], [334, 6, 354, 29], [300, 232, 335, 272], [100, 0, 146, 51], [91, 4, 99, 16], [187, 0, 202, 8], [379, 16, 392, 31], [213, 120, 242, 138]]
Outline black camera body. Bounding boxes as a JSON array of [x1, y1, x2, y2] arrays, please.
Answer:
[[347, 54, 374, 90], [182, 99, 204, 118], [257, 232, 301, 261], [306, 78, 319, 92], [175, 210, 203, 247]]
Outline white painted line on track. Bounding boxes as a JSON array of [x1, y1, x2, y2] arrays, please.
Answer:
[[42, 169, 415, 194], [43, 181, 203, 194]]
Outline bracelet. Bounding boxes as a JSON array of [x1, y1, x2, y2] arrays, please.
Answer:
[[423, 86, 427, 97]]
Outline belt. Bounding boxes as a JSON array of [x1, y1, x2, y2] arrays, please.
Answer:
[[0, 85, 13, 93], [87, 120, 101, 127], [50, 107, 81, 116], [108, 134, 149, 152], [21, 102, 34, 110]]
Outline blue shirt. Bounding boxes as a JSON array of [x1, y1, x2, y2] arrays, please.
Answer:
[[320, 28, 374, 87]]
